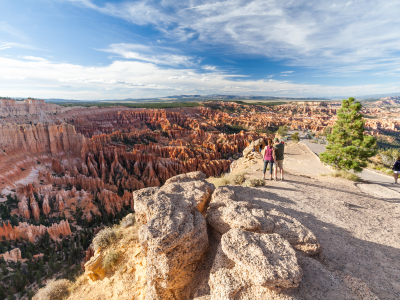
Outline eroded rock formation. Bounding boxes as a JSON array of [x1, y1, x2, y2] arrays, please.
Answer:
[[128, 172, 321, 299], [133, 171, 212, 300], [0, 220, 72, 242], [0, 248, 22, 262]]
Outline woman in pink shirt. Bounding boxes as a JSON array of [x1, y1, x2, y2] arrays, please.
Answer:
[[262, 139, 275, 180]]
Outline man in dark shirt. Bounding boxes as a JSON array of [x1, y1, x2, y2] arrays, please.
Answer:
[[273, 138, 285, 180]]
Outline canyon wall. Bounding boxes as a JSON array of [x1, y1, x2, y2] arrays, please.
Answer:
[[0, 123, 86, 156], [0, 99, 64, 117]]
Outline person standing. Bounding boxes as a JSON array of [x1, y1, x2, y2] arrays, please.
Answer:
[[393, 157, 400, 184], [262, 140, 275, 180], [273, 138, 285, 180]]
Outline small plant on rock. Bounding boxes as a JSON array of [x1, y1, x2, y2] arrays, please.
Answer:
[[103, 250, 120, 270], [120, 213, 135, 228], [33, 279, 71, 300], [231, 174, 245, 185], [242, 178, 265, 187], [92, 226, 118, 251], [291, 132, 300, 143]]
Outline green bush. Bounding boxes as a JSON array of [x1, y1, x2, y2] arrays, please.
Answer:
[[291, 132, 300, 143], [276, 125, 289, 137], [33, 279, 71, 300], [379, 148, 400, 167], [103, 250, 120, 270]]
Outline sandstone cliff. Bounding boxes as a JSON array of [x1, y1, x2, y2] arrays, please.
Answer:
[[0, 220, 72, 242]]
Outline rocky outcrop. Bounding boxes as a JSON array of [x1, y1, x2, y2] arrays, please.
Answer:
[[85, 251, 106, 281], [0, 99, 63, 117], [134, 171, 213, 300], [0, 248, 22, 262], [242, 138, 266, 157], [209, 229, 302, 299], [163, 171, 215, 214], [206, 186, 321, 255]]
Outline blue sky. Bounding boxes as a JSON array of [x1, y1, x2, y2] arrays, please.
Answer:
[[1, 0, 400, 100]]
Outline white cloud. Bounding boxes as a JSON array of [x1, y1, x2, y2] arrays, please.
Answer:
[[100, 43, 199, 67], [21, 56, 48, 61], [0, 43, 13, 50], [67, 0, 400, 74], [0, 54, 398, 99]]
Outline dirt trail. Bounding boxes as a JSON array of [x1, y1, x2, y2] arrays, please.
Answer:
[[237, 141, 400, 299]]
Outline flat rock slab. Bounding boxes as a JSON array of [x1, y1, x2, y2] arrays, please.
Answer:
[[358, 183, 400, 199], [222, 229, 302, 289], [207, 186, 321, 255], [209, 229, 302, 300]]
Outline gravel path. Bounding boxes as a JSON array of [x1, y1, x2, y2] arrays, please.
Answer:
[[288, 131, 400, 193]]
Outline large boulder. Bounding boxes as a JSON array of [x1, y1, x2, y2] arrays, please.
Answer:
[[206, 186, 321, 255], [209, 229, 302, 299], [133, 172, 214, 300]]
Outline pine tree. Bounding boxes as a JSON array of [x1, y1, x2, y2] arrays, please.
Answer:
[[320, 97, 377, 172]]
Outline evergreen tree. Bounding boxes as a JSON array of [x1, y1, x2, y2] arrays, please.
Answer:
[[0, 285, 5, 300], [320, 97, 377, 172]]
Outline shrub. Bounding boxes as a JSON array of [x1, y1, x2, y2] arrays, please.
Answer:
[[231, 174, 245, 185], [379, 148, 400, 167], [92, 227, 118, 251], [120, 213, 135, 228], [207, 176, 230, 188], [33, 279, 71, 300], [276, 125, 289, 138], [207, 171, 246, 188], [242, 178, 265, 187], [103, 250, 120, 270], [291, 132, 300, 143]]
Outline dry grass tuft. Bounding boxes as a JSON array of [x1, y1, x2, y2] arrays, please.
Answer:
[[103, 250, 120, 270], [242, 178, 265, 187], [321, 170, 361, 182], [33, 279, 72, 300], [207, 171, 246, 188], [92, 226, 119, 251], [120, 213, 135, 228]]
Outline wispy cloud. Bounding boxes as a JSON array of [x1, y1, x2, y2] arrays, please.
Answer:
[[67, 0, 400, 75], [100, 43, 199, 67], [0, 54, 398, 100], [0, 43, 13, 50], [0, 22, 26, 39]]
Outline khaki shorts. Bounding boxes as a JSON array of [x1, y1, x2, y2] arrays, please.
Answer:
[[276, 160, 283, 169]]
